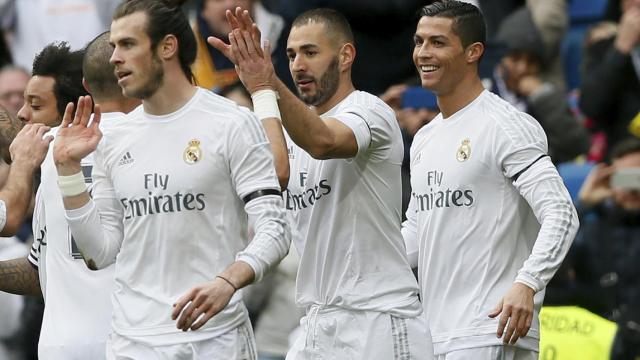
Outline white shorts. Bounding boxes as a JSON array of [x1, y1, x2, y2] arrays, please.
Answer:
[[434, 345, 538, 360], [106, 321, 257, 360], [286, 306, 434, 360]]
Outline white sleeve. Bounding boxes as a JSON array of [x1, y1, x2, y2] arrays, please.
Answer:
[[228, 109, 281, 197], [228, 110, 290, 281], [64, 146, 124, 269], [236, 194, 290, 282], [28, 190, 45, 268], [512, 155, 578, 292], [0, 199, 5, 233], [401, 192, 419, 269], [331, 98, 397, 161]]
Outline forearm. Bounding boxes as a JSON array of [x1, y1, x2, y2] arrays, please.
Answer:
[[0, 258, 41, 297], [65, 198, 123, 269], [274, 79, 339, 158], [0, 164, 35, 236], [236, 194, 290, 283], [514, 157, 579, 292], [260, 118, 290, 190]]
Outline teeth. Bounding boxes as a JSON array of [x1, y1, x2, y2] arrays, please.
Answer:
[[421, 65, 438, 72]]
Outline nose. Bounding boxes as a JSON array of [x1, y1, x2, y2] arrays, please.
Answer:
[[290, 54, 306, 73], [110, 47, 122, 66], [16, 103, 30, 124], [414, 42, 432, 61]]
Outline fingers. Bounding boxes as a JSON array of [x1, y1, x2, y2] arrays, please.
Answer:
[[487, 300, 502, 318], [207, 36, 236, 63], [229, 32, 244, 63], [502, 307, 518, 344], [496, 306, 511, 339], [226, 9, 240, 30], [177, 297, 202, 331], [240, 28, 261, 58], [190, 309, 216, 331], [171, 289, 195, 320], [61, 102, 75, 128], [35, 123, 51, 140], [90, 104, 102, 130]]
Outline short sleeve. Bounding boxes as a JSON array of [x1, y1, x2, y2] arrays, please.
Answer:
[[227, 109, 281, 199], [330, 95, 400, 162]]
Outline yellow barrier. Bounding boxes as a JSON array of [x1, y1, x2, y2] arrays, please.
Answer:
[[539, 306, 617, 360]]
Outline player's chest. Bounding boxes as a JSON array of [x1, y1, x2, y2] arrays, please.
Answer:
[[108, 134, 228, 198]]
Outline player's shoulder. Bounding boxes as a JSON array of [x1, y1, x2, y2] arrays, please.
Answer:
[[333, 90, 396, 123], [480, 91, 545, 139]]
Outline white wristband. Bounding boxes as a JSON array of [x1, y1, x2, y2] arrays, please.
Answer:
[[57, 171, 87, 197], [251, 89, 281, 121]]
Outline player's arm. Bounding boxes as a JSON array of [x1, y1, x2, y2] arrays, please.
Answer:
[[172, 107, 291, 332], [0, 124, 52, 236], [490, 118, 578, 345], [54, 96, 124, 269], [401, 184, 419, 269], [0, 258, 41, 297], [209, 7, 358, 160]]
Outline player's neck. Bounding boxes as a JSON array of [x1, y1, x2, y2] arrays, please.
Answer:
[[142, 71, 196, 116], [437, 75, 484, 119], [95, 97, 140, 115], [314, 80, 356, 115]]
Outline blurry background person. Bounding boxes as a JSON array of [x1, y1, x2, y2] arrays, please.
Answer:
[[0, 65, 29, 117]]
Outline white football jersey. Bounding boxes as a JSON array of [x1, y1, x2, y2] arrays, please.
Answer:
[[404, 90, 575, 354], [68, 88, 283, 346], [29, 113, 123, 360], [286, 91, 422, 316], [0, 200, 5, 232]]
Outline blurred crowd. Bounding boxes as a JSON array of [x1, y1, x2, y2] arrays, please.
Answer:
[[0, 0, 638, 359]]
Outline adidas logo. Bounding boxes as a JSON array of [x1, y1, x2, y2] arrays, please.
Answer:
[[118, 151, 134, 166]]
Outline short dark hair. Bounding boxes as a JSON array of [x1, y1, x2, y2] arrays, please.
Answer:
[[83, 32, 121, 101], [611, 138, 640, 160], [292, 8, 354, 45], [32, 42, 87, 117], [419, 0, 486, 48], [113, 0, 197, 82]]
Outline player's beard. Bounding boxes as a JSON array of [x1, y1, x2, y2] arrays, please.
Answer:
[[128, 53, 164, 100], [297, 57, 340, 107]]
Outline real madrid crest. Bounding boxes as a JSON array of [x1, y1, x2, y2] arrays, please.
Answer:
[[456, 138, 471, 162], [183, 139, 202, 164]]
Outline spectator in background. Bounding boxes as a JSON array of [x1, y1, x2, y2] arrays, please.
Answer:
[[0, 0, 121, 71], [380, 83, 439, 216], [567, 137, 640, 359], [579, 0, 640, 152], [191, 0, 285, 91], [485, 6, 590, 164], [0, 65, 29, 117]]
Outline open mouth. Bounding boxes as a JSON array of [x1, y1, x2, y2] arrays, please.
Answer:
[[420, 65, 439, 73], [115, 70, 132, 83]]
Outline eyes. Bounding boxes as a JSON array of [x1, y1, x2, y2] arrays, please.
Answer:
[[287, 50, 318, 62], [414, 37, 446, 48]]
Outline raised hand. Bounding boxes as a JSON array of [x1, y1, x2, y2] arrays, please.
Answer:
[[578, 163, 614, 207], [9, 123, 53, 171], [171, 277, 236, 331], [53, 96, 102, 175], [207, 7, 276, 93]]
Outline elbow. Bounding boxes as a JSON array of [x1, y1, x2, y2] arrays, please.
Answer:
[[276, 163, 290, 192], [0, 214, 22, 237], [307, 142, 335, 160]]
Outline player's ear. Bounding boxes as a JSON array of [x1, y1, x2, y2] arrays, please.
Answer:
[[339, 43, 356, 71], [466, 42, 484, 64], [159, 34, 178, 60]]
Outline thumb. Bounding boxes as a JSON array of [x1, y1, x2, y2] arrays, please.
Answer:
[[488, 299, 503, 318], [207, 36, 233, 60]]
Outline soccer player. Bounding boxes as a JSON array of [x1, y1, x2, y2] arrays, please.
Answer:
[[402, 2, 579, 359], [210, 7, 433, 359], [52, 1, 290, 358], [0, 108, 50, 236]]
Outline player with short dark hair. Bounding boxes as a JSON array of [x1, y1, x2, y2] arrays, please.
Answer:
[[210, 7, 434, 359], [403, 1, 578, 358]]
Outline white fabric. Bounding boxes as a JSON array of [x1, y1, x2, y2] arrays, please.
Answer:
[[402, 90, 578, 355], [286, 306, 433, 360], [64, 88, 289, 347], [106, 320, 257, 360], [1, 0, 120, 71], [284, 90, 421, 317], [29, 113, 123, 360], [0, 200, 5, 232], [0, 236, 27, 338], [434, 345, 538, 360]]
